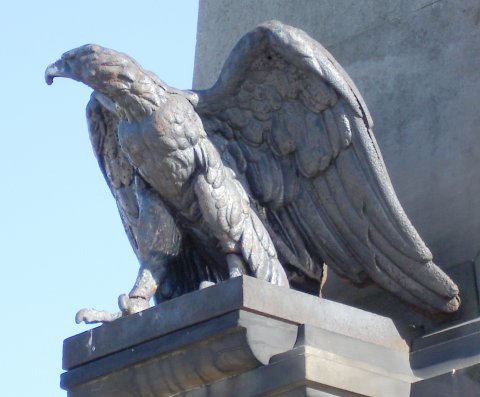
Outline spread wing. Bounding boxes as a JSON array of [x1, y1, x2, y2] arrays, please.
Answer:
[[195, 21, 459, 313], [86, 95, 214, 301]]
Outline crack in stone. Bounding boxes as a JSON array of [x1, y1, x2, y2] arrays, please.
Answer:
[[327, 0, 448, 51], [414, 0, 444, 13], [473, 248, 480, 264]]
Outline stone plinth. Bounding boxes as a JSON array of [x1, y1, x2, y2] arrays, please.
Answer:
[[62, 277, 421, 396], [410, 318, 480, 396], [59, 278, 478, 396], [61, 277, 480, 395]]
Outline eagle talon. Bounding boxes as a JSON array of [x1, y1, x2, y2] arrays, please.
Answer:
[[74, 295, 150, 324], [118, 294, 150, 315], [199, 280, 216, 289], [75, 308, 122, 324]]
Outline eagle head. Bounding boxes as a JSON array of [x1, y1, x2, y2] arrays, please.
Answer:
[[45, 44, 138, 90], [46, 44, 164, 122]]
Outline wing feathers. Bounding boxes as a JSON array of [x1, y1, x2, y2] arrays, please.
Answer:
[[196, 21, 459, 312], [294, 186, 365, 281], [349, 115, 433, 261], [296, 110, 331, 177], [270, 102, 300, 156]]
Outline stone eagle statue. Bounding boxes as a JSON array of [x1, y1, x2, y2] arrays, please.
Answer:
[[46, 21, 459, 323]]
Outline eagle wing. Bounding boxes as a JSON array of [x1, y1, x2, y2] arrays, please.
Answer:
[[86, 95, 192, 301], [195, 21, 459, 313]]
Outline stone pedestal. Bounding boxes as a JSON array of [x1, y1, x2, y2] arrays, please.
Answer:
[[60, 276, 480, 396], [410, 317, 480, 396]]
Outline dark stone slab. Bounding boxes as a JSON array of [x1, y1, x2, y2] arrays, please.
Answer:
[[63, 277, 247, 370], [411, 363, 480, 397], [63, 277, 480, 396], [296, 325, 413, 378], [407, 318, 480, 395], [64, 310, 297, 397], [62, 277, 417, 397], [239, 277, 416, 352], [179, 350, 309, 397], [64, 276, 415, 372], [182, 338, 412, 396], [410, 319, 480, 378], [412, 317, 480, 351]]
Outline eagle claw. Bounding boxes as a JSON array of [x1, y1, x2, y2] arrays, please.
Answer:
[[75, 308, 122, 324], [75, 294, 151, 324], [118, 294, 150, 315]]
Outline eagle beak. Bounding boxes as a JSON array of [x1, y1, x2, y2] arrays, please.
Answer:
[[45, 59, 71, 85]]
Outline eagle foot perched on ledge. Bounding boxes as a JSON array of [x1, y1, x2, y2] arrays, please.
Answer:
[[46, 21, 459, 324]]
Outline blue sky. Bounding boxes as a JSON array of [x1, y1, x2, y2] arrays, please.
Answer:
[[0, 2, 199, 395]]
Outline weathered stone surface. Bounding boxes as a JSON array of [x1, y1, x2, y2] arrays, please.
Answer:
[[411, 317, 480, 376], [61, 277, 480, 396], [63, 277, 301, 370], [182, 344, 412, 397], [63, 277, 413, 370], [63, 311, 297, 397], [195, 1, 438, 89], [411, 364, 480, 397], [408, 317, 480, 395], [61, 277, 418, 396]]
